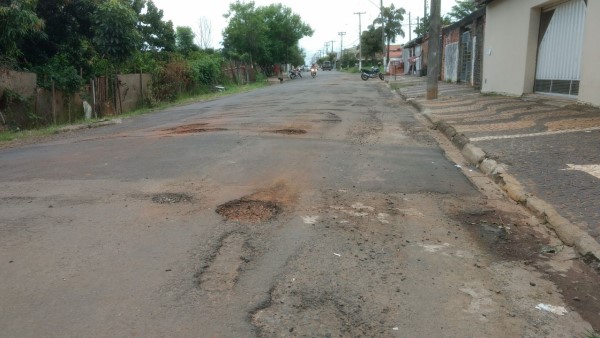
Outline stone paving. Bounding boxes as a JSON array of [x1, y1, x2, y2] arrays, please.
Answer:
[[391, 76, 600, 245]]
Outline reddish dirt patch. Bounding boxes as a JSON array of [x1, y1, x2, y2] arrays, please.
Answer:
[[216, 199, 281, 224], [270, 129, 307, 135], [164, 123, 227, 134]]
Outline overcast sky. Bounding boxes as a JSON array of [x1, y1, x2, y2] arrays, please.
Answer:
[[151, 0, 457, 61]]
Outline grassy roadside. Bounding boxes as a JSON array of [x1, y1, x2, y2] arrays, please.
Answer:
[[0, 81, 268, 145]]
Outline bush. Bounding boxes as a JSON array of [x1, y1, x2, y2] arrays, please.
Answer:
[[0, 88, 39, 130], [188, 54, 223, 87]]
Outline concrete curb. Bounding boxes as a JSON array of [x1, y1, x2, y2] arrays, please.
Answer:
[[408, 96, 600, 264]]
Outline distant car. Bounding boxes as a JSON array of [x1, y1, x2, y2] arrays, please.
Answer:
[[322, 61, 332, 71]]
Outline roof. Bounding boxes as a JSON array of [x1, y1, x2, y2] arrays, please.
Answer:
[[402, 37, 423, 48], [441, 7, 487, 33]]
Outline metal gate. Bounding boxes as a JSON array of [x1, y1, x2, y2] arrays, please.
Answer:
[[460, 31, 472, 83], [535, 0, 587, 96]]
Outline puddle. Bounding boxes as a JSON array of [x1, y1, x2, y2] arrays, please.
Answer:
[[216, 199, 281, 224]]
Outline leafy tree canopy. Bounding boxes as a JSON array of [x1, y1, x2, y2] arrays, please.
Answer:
[[175, 26, 199, 55], [0, 0, 45, 59], [413, 0, 479, 38], [446, 0, 479, 22], [361, 25, 383, 62], [131, 0, 176, 52], [373, 4, 406, 63], [223, 1, 312, 68], [93, 0, 141, 63]]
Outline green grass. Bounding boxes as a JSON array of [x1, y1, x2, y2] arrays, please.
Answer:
[[585, 330, 599, 338], [0, 81, 268, 145], [0, 126, 60, 143]]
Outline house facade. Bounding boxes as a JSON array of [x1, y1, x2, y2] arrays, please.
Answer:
[[441, 8, 486, 88], [479, 0, 600, 106], [386, 45, 403, 75], [402, 37, 427, 76]]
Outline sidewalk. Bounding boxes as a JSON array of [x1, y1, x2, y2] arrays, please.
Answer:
[[390, 75, 600, 262]]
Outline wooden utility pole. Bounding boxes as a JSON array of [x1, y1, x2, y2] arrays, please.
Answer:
[[426, 0, 441, 100], [354, 12, 366, 70], [381, 0, 385, 68]]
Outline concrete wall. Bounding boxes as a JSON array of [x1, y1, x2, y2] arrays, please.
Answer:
[[579, 0, 600, 106], [1, 70, 152, 128], [0, 70, 37, 98], [117, 73, 151, 113], [482, 0, 600, 106]]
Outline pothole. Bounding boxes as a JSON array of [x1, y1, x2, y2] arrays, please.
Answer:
[[151, 193, 192, 204], [216, 199, 281, 223], [164, 123, 227, 134], [270, 129, 307, 135]]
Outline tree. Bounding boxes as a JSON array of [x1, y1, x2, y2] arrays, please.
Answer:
[[259, 3, 312, 66], [361, 25, 383, 62], [223, 1, 312, 69], [414, 15, 451, 38], [20, 0, 97, 75], [374, 4, 406, 64], [131, 0, 175, 52], [0, 0, 44, 59], [176, 26, 199, 55], [93, 0, 141, 63], [446, 0, 479, 22], [223, 1, 267, 66]]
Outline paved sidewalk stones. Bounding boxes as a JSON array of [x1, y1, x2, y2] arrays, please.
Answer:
[[391, 76, 600, 263]]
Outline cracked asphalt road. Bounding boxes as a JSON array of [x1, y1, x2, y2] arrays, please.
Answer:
[[0, 71, 597, 337]]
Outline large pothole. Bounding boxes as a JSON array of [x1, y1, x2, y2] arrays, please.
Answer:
[[151, 193, 192, 204], [270, 129, 307, 135], [216, 199, 281, 223], [164, 123, 227, 134]]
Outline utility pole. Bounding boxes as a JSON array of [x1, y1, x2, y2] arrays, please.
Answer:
[[338, 32, 346, 68], [426, 0, 440, 100], [408, 12, 412, 41], [329, 40, 335, 54], [354, 11, 366, 70], [381, 0, 385, 70]]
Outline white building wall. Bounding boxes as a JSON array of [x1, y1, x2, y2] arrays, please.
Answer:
[[579, 0, 600, 106], [481, 0, 600, 106]]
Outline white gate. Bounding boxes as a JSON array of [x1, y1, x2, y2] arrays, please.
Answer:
[[535, 0, 587, 96]]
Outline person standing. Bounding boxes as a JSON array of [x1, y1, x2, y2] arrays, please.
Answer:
[[408, 55, 416, 75]]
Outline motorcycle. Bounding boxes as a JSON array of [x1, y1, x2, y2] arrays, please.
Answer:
[[310, 68, 317, 78], [289, 68, 302, 79], [360, 66, 384, 81]]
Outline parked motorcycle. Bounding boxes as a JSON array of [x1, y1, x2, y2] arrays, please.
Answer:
[[360, 67, 384, 81], [289, 68, 302, 79]]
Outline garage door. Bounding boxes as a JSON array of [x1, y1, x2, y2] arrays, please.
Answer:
[[535, 0, 587, 96]]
